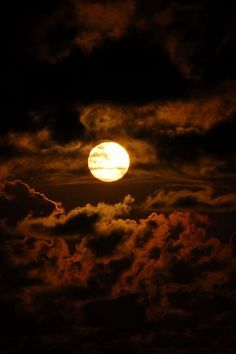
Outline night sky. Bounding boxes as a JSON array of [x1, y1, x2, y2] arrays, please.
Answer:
[[1, 1, 236, 353]]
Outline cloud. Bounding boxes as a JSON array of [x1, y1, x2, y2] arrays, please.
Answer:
[[79, 92, 236, 180], [1, 86, 235, 186], [74, 0, 135, 53], [0, 132, 91, 185], [30, 0, 77, 63], [1, 182, 235, 349], [2, 182, 235, 297], [80, 104, 126, 134], [19, 194, 135, 239], [78, 89, 236, 142], [26, 0, 236, 86], [136, 2, 206, 79], [144, 187, 236, 212], [0, 180, 62, 226], [136, 2, 236, 80], [3, 1, 236, 350], [1, 129, 51, 154], [30, 0, 135, 62], [132, 89, 236, 132]]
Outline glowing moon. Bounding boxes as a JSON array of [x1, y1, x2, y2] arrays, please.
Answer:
[[88, 142, 130, 182]]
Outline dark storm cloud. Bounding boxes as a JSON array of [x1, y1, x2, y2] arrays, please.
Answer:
[[1, 183, 236, 350]]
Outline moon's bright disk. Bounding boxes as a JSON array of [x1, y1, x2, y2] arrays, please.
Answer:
[[88, 142, 130, 182]]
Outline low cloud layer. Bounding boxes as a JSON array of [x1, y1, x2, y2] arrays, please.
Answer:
[[1, 181, 236, 351]]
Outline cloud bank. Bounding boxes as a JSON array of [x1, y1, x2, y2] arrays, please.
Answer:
[[1, 181, 235, 351]]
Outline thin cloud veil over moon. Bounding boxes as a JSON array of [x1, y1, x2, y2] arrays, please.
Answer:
[[88, 141, 130, 182]]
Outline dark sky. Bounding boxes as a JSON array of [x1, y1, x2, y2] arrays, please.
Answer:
[[1, 1, 236, 353]]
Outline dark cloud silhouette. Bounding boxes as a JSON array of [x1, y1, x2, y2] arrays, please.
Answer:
[[0, 180, 62, 226]]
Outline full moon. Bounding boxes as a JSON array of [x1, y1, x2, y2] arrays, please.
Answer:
[[88, 142, 130, 182]]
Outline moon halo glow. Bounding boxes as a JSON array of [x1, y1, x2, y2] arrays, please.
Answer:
[[88, 142, 130, 182]]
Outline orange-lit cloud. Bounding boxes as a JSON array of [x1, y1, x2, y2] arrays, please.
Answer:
[[0, 182, 235, 321], [74, 0, 135, 53], [144, 187, 236, 212]]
